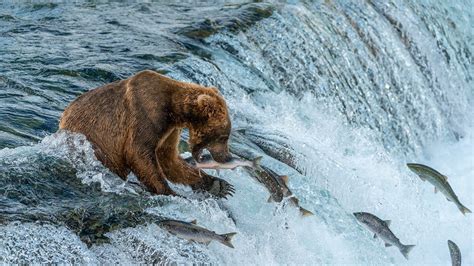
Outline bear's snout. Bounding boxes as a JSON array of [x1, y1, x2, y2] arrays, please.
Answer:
[[208, 144, 232, 163]]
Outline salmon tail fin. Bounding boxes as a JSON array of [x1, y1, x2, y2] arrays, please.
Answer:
[[299, 207, 314, 217], [220, 232, 237, 248], [460, 205, 472, 215], [400, 244, 415, 260], [252, 156, 263, 168]]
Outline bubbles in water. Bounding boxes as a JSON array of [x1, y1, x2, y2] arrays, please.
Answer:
[[0, 0, 472, 264], [0, 222, 94, 264]]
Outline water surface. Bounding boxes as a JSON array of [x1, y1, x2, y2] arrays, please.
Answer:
[[0, 1, 472, 264]]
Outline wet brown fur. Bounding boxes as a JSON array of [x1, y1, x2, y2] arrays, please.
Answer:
[[59, 70, 231, 195]]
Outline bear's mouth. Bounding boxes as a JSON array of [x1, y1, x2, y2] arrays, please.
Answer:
[[191, 143, 232, 163], [191, 147, 205, 163]]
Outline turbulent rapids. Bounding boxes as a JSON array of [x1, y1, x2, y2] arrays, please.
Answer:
[[0, 1, 472, 265]]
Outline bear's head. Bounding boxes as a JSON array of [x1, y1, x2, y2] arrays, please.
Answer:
[[187, 88, 232, 163]]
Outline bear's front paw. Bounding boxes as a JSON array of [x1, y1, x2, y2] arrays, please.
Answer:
[[208, 178, 235, 199]]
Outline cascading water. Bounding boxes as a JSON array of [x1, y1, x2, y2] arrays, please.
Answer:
[[0, 1, 472, 265]]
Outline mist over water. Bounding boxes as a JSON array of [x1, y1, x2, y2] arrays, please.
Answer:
[[0, 1, 472, 265]]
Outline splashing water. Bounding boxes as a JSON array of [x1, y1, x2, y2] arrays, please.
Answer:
[[0, 0, 472, 265]]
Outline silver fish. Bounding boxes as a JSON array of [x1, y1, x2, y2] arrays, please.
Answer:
[[448, 240, 461, 266], [246, 165, 313, 217], [186, 154, 262, 171], [353, 212, 415, 259], [407, 163, 471, 215], [236, 129, 304, 174], [157, 219, 236, 248]]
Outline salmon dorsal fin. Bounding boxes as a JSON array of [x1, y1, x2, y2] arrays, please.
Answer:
[[441, 175, 448, 181], [384, 220, 391, 227], [235, 128, 246, 134], [280, 175, 289, 185], [190, 219, 197, 225]]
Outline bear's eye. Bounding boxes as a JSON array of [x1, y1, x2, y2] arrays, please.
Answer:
[[218, 135, 229, 141]]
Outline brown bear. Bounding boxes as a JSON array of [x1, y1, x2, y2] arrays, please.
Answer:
[[59, 70, 234, 198]]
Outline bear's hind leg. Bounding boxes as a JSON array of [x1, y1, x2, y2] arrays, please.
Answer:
[[93, 146, 129, 179]]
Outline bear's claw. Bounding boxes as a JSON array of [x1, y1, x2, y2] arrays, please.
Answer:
[[208, 178, 235, 199]]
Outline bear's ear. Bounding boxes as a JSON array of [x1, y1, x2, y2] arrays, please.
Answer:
[[209, 87, 220, 94], [197, 94, 219, 117]]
